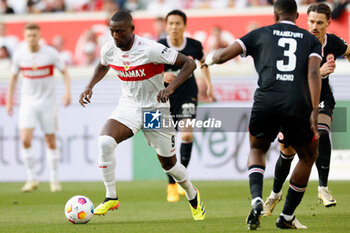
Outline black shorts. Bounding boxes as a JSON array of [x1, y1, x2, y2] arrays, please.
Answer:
[[249, 108, 314, 147], [319, 92, 335, 117], [169, 95, 198, 123]]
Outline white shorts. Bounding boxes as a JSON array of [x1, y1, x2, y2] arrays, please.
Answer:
[[19, 103, 58, 134], [109, 102, 176, 157]]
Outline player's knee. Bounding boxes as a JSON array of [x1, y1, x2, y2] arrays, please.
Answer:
[[98, 135, 117, 159], [181, 132, 193, 142], [22, 140, 32, 149], [159, 154, 177, 170], [280, 144, 295, 155]]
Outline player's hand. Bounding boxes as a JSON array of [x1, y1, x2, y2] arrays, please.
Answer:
[[62, 92, 71, 107], [320, 60, 336, 77], [164, 72, 176, 84], [79, 88, 93, 107], [6, 103, 13, 116], [310, 108, 320, 140], [157, 88, 172, 103]]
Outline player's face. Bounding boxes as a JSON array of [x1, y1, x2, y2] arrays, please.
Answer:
[[110, 20, 134, 50], [166, 15, 186, 40], [307, 11, 330, 40], [24, 29, 40, 47]]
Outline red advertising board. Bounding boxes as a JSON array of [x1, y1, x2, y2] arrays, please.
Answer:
[[4, 9, 349, 59]]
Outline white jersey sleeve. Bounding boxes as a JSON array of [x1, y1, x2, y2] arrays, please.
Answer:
[[148, 40, 178, 65], [11, 50, 20, 75], [100, 43, 110, 66]]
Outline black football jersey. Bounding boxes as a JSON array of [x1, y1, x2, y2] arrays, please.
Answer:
[[320, 33, 348, 100], [239, 21, 322, 115], [158, 37, 204, 98]]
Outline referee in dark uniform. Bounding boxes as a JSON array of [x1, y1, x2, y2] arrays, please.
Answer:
[[158, 9, 215, 203], [204, 0, 322, 230]]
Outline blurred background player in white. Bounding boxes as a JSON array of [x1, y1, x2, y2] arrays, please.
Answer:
[[158, 9, 215, 202], [6, 23, 71, 192], [263, 2, 350, 215], [79, 10, 206, 220]]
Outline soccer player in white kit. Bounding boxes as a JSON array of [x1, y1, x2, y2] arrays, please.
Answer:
[[79, 11, 206, 220], [6, 23, 71, 192]]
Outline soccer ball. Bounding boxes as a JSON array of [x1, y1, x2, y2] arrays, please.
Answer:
[[64, 195, 94, 224]]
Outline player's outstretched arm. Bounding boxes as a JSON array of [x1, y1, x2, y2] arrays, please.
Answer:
[[203, 41, 243, 67], [157, 53, 196, 103], [308, 56, 322, 139], [79, 62, 110, 107], [61, 68, 71, 107], [6, 73, 19, 116]]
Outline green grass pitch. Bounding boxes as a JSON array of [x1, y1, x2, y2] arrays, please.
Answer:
[[0, 180, 349, 232]]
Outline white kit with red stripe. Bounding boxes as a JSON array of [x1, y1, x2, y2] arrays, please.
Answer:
[[100, 34, 178, 108], [11, 44, 65, 105]]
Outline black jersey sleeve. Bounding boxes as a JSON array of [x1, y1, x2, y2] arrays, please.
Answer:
[[310, 35, 323, 59], [191, 39, 204, 61], [238, 29, 260, 57], [332, 35, 348, 57]]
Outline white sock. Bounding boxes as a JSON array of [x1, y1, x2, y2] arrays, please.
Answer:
[[98, 135, 117, 199], [47, 148, 60, 183], [269, 190, 282, 199], [22, 147, 37, 181], [251, 197, 263, 206], [281, 213, 294, 221], [164, 162, 196, 200], [318, 186, 328, 192]]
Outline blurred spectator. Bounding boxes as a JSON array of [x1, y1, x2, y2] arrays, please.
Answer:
[[26, 0, 43, 13], [103, 0, 119, 17], [82, 41, 99, 65], [51, 35, 74, 65], [124, 0, 146, 12], [0, 0, 14, 14], [75, 29, 99, 65], [0, 45, 11, 69], [152, 17, 167, 41], [0, 23, 19, 57], [146, 0, 180, 16], [79, 0, 103, 11], [206, 26, 230, 52], [42, 0, 66, 12], [0, 45, 10, 58], [331, 0, 349, 19], [197, 0, 230, 9]]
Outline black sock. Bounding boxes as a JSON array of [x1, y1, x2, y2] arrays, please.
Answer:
[[189, 194, 198, 209], [273, 151, 295, 193], [103, 197, 118, 203], [248, 165, 265, 200], [316, 124, 331, 187], [180, 141, 193, 168], [282, 182, 306, 215], [167, 174, 176, 184]]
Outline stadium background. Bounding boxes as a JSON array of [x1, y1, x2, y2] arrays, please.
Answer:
[[0, 5, 349, 182]]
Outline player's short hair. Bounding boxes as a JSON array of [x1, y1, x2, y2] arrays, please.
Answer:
[[25, 22, 40, 31], [307, 2, 331, 21], [165, 10, 187, 25], [274, 0, 297, 15], [110, 10, 133, 23]]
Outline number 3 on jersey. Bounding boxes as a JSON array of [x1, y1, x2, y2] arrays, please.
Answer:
[[276, 38, 297, 72]]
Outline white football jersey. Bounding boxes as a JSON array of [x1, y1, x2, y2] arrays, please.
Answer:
[[100, 34, 178, 108], [11, 44, 65, 105]]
